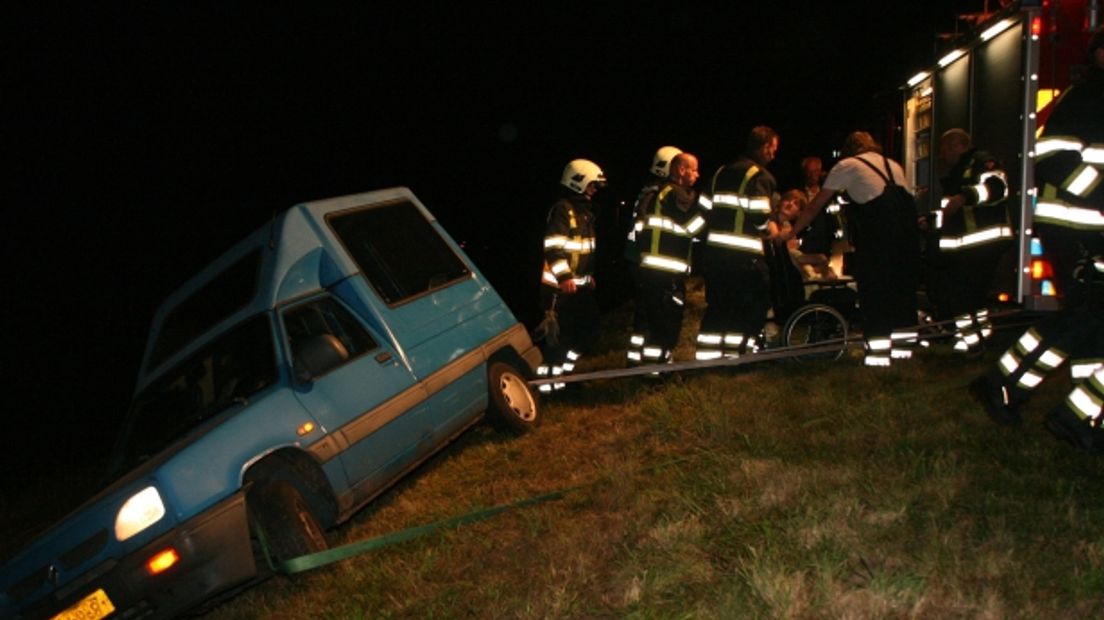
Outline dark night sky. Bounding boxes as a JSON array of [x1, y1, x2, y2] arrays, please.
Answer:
[[4, 2, 983, 496]]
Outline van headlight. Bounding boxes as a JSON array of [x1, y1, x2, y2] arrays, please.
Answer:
[[115, 486, 166, 542]]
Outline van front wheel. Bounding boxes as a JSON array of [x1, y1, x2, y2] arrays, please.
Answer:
[[487, 361, 540, 434], [249, 481, 328, 567]]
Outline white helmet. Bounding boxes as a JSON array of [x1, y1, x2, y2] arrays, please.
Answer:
[[561, 159, 607, 194], [650, 146, 683, 178]]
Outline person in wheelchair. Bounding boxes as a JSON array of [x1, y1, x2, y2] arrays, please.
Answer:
[[770, 189, 838, 282]]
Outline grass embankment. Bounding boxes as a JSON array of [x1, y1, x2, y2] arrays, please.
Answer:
[[207, 283, 1104, 619]]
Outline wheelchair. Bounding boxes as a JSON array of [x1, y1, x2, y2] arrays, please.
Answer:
[[764, 241, 859, 361]]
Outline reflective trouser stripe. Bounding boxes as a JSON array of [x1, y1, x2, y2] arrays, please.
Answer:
[[562, 350, 580, 373], [695, 332, 723, 360], [890, 330, 918, 359], [627, 340, 670, 366], [1066, 368, 1104, 423], [953, 313, 982, 350], [866, 338, 892, 366], [977, 308, 992, 338], [998, 328, 1067, 392], [697, 332, 756, 359], [1071, 360, 1104, 381], [537, 364, 566, 392]]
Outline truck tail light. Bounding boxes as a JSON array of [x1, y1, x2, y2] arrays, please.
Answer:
[[1031, 258, 1054, 280], [1031, 16, 1043, 38]]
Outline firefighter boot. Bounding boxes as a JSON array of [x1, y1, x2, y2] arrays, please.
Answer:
[[1044, 406, 1101, 454], [968, 373, 1022, 427]]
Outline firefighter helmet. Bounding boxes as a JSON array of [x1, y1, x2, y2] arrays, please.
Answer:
[[561, 159, 607, 194], [650, 146, 683, 178]]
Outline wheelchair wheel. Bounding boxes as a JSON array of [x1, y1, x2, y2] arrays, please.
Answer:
[[782, 303, 848, 361]]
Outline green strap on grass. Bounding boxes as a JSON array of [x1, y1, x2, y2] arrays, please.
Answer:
[[275, 489, 568, 574], [268, 455, 699, 575]]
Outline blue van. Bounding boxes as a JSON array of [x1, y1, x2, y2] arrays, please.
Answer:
[[1, 188, 542, 619]]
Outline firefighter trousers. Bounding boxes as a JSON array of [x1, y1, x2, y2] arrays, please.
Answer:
[[698, 257, 770, 358], [538, 284, 599, 371], [628, 270, 687, 364], [848, 200, 922, 342]]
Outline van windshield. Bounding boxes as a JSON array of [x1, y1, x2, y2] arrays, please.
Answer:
[[111, 314, 277, 477]]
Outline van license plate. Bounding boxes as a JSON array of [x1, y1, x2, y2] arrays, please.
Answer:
[[51, 588, 115, 620]]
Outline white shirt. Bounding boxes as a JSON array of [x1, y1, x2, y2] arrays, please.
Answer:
[[823, 152, 909, 204]]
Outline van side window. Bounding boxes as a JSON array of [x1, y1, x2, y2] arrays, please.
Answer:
[[328, 200, 471, 304], [118, 313, 277, 475], [284, 297, 378, 373], [149, 249, 262, 370]]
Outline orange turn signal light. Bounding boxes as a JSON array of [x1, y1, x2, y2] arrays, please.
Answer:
[[146, 548, 180, 575]]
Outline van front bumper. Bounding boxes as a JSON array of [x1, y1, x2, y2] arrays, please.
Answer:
[[16, 492, 256, 620]]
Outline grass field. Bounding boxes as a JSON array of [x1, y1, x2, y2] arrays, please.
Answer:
[[193, 285, 1104, 619]]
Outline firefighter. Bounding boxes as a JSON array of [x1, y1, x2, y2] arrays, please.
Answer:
[[969, 29, 1104, 450], [927, 128, 1011, 357], [625, 147, 683, 364], [696, 126, 779, 361], [625, 146, 684, 265], [536, 159, 605, 393], [626, 152, 706, 367], [784, 131, 922, 367]]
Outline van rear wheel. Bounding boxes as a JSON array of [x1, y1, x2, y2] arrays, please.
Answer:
[[487, 361, 539, 434]]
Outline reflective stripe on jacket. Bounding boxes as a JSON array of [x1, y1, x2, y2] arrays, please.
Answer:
[[704, 158, 773, 258], [634, 184, 705, 274], [1034, 134, 1104, 231], [936, 149, 1013, 251], [542, 196, 597, 286]]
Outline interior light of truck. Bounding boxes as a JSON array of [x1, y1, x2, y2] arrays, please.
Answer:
[[907, 71, 929, 87], [980, 19, 1013, 41], [115, 486, 166, 542], [938, 49, 965, 67], [146, 548, 180, 576], [297, 421, 315, 436], [920, 86, 933, 97]]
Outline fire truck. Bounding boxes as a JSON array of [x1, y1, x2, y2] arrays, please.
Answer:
[[901, 0, 1101, 311]]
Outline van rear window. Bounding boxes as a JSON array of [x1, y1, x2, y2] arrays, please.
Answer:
[[328, 200, 470, 304]]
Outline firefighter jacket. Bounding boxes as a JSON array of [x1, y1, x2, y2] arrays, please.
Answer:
[[542, 194, 597, 288], [936, 148, 1012, 250], [624, 175, 667, 264], [702, 157, 775, 262], [632, 182, 706, 275], [1033, 72, 1104, 232]]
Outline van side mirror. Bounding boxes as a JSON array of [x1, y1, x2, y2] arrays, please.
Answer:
[[293, 334, 349, 382]]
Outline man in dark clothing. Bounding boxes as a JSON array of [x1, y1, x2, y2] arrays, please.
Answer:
[[696, 126, 779, 360], [928, 128, 1012, 357], [970, 29, 1104, 451], [627, 152, 706, 366], [785, 131, 922, 367], [537, 159, 605, 392]]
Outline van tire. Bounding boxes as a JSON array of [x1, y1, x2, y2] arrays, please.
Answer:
[[487, 361, 540, 434], [250, 481, 329, 565]]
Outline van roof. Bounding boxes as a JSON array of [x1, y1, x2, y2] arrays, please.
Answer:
[[134, 187, 427, 390]]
